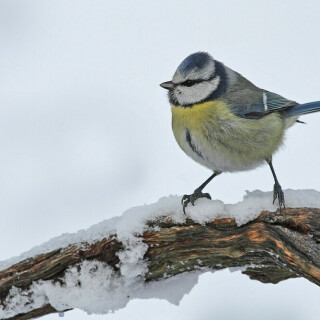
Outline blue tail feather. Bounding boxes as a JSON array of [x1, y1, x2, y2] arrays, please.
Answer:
[[283, 101, 320, 117]]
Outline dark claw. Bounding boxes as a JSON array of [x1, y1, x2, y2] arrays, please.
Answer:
[[273, 183, 286, 213], [181, 189, 212, 214], [181, 194, 189, 205], [202, 193, 211, 200]]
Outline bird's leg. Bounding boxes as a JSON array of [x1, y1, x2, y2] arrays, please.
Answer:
[[267, 159, 285, 212], [181, 171, 221, 214]]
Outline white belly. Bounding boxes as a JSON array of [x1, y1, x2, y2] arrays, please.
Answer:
[[177, 129, 266, 173]]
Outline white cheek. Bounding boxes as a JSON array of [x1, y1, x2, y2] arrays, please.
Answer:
[[175, 76, 221, 105]]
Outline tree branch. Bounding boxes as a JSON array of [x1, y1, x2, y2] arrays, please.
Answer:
[[1, 207, 320, 319]]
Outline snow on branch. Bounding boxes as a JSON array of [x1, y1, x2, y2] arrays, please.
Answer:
[[1, 190, 320, 320]]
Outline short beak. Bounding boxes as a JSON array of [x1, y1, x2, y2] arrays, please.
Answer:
[[160, 81, 174, 90]]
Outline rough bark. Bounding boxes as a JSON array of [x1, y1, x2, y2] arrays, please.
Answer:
[[1, 207, 320, 320]]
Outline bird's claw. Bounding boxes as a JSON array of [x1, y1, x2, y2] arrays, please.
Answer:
[[181, 190, 211, 214], [273, 182, 286, 213]]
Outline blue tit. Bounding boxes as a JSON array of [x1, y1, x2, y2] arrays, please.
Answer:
[[160, 52, 320, 213]]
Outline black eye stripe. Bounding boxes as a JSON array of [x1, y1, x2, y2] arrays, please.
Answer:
[[176, 75, 216, 87], [184, 80, 195, 87]]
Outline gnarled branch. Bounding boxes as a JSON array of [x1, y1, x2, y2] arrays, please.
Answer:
[[1, 207, 320, 319]]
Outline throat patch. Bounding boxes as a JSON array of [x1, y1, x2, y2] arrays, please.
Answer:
[[186, 129, 203, 159]]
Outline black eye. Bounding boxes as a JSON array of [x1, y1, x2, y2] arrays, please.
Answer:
[[184, 80, 195, 87]]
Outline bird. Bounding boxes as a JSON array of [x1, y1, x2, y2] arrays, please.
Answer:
[[160, 51, 320, 214]]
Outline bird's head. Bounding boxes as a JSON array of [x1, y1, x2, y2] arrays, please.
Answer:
[[160, 52, 228, 107]]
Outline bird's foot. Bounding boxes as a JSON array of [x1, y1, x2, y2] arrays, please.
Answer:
[[181, 189, 211, 214], [273, 182, 286, 213]]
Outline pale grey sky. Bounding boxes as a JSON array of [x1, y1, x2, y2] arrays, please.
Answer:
[[1, 1, 320, 319]]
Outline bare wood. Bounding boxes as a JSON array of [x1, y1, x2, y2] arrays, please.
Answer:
[[1, 207, 320, 319]]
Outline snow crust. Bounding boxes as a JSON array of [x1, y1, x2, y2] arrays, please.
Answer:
[[1, 189, 319, 318]]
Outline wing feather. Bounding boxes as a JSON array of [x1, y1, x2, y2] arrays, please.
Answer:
[[230, 91, 298, 119]]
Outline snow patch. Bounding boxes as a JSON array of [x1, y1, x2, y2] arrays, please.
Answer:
[[0, 189, 319, 318], [1, 262, 205, 317], [185, 189, 320, 225]]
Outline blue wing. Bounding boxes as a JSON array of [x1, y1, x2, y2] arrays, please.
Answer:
[[282, 101, 320, 117], [230, 91, 298, 119]]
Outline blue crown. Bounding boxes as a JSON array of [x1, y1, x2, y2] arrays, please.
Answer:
[[177, 52, 213, 76]]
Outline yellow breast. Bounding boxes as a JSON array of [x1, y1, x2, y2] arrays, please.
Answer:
[[171, 101, 228, 129], [171, 100, 228, 146]]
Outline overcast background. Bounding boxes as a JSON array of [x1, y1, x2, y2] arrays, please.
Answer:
[[1, 1, 320, 319]]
